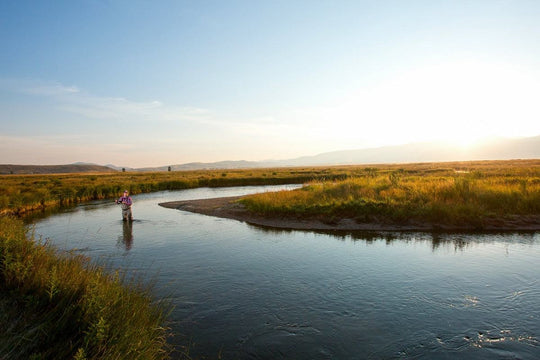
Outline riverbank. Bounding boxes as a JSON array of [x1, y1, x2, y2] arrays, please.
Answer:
[[0, 217, 173, 359], [0, 166, 348, 217], [159, 196, 540, 231]]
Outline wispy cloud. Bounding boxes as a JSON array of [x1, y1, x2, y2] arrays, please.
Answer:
[[1, 78, 211, 123], [0, 78, 79, 96], [23, 83, 80, 96]]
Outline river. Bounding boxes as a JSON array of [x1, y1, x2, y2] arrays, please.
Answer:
[[32, 185, 540, 359]]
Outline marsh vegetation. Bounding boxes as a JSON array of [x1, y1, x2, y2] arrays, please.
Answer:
[[0, 167, 343, 216], [2, 160, 538, 221], [240, 160, 540, 227], [0, 217, 172, 359]]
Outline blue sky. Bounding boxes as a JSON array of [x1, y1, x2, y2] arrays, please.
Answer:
[[1, 0, 539, 167]]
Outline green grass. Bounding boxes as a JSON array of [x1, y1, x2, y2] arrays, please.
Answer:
[[0, 217, 173, 359], [0, 167, 348, 216], [3, 160, 538, 218], [240, 160, 540, 226]]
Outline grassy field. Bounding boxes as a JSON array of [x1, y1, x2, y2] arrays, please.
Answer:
[[240, 160, 540, 227], [0, 217, 174, 360], [0, 167, 348, 216], [2, 160, 539, 223]]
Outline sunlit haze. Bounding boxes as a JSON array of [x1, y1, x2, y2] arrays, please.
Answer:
[[1, 1, 539, 167]]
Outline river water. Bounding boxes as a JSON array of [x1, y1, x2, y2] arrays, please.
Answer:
[[32, 185, 540, 359]]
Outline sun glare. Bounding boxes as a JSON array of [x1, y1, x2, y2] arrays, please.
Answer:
[[331, 60, 540, 148], [439, 132, 484, 148]]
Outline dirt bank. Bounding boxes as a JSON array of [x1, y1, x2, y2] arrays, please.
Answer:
[[159, 196, 540, 231]]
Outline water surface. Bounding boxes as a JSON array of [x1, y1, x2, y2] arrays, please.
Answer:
[[33, 185, 540, 359]]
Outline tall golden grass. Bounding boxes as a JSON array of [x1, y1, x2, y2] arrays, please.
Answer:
[[0, 217, 173, 359], [240, 160, 540, 226], [2, 160, 538, 222], [0, 167, 341, 216]]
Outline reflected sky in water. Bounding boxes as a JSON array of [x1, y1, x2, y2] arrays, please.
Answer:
[[32, 185, 540, 360]]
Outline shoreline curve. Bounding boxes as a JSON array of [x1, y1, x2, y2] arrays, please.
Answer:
[[159, 196, 540, 232]]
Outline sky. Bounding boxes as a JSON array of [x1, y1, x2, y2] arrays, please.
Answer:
[[1, 0, 540, 167]]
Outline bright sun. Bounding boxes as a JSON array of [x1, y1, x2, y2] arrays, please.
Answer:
[[336, 60, 539, 148], [404, 61, 538, 144]]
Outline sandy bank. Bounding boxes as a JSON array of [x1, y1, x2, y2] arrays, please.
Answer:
[[159, 196, 540, 232]]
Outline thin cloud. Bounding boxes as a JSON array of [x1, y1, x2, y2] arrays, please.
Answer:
[[23, 84, 80, 96], [1, 78, 211, 123], [0, 78, 80, 96]]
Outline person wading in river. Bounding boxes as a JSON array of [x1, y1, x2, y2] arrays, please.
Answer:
[[116, 190, 133, 221]]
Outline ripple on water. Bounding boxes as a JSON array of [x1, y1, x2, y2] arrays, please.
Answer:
[[463, 330, 540, 359], [32, 187, 540, 360]]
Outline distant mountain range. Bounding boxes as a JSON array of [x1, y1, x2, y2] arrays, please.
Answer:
[[130, 135, 540, 171], [2, 135, 539, 174], [280, 135, 540, 167]]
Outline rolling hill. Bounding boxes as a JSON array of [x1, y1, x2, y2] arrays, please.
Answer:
[[280, 135, 540, 166], [130, 135, 540, 171], [0, 164, 117, 175], [2, 135, 538, 173]]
